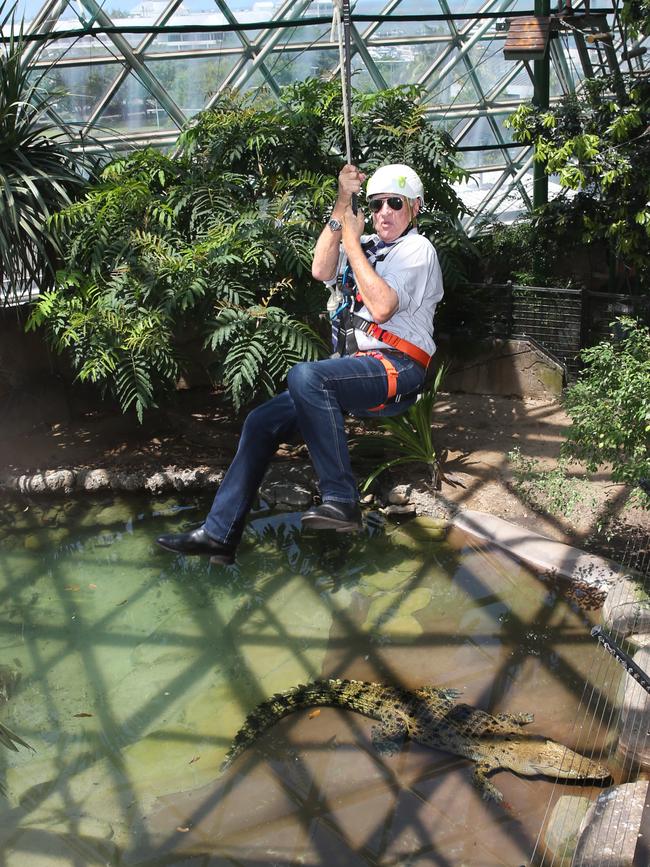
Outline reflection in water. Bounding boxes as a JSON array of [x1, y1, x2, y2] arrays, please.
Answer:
[[0, 494, 621, 865]]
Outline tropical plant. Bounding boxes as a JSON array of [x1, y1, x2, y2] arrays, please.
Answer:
[[0, 2, 96, 307], [358, 364, 447, 492], [562, 317, 650, 506], [471, 207, 587, 288], [621, 0, 650, 38], [506, 74, 650, 293], [30, 80, 471, 418]]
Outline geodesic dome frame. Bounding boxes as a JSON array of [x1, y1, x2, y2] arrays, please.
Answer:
[[5, 0, 649, 226]]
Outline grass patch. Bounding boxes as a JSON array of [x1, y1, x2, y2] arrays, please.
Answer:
[[508, 447, 597, 518]]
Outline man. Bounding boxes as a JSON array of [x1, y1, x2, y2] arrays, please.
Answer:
[[156, 163, 443, 565]]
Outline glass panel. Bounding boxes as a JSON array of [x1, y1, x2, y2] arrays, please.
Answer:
[[56, 0, 94, 22], [458, 145, 529, 171], [263, 45, 329, 87], [31, 62, 123, 124], [424, 46, 482, 108], [300, 44, 339, 78], [368, 45, 425, 87], [12, 0, 44, 20], [279, 19, 333, 47], [37, 31, 117, 64], [146, 23, 241, 54], [492, 61, 535, 103], [229, 0, 282, 32], [97, 70, 177, 134], [372, 4, 447, 41], [151, 55, 240, 115], [457, 166, 534, 222]]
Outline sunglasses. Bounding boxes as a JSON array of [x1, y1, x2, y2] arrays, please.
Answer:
[[367, 196, 405, 213]]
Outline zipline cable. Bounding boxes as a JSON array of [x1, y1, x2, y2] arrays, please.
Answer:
[[332, 0, 357, 213]]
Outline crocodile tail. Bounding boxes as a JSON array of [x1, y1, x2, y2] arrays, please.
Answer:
[[219, 678, 363, 775]]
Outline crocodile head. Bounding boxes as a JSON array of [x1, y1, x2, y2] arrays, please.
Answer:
[[526, 739, 610, 781]]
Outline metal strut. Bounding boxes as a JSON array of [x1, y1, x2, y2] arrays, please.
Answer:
[[591, 625, 650, 696]]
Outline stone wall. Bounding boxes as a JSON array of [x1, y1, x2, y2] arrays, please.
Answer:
[[439, 337, 565, 401]]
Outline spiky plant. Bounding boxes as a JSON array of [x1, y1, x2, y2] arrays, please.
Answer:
[[358, 365, 447, 492], [0, 2, 95, 306]]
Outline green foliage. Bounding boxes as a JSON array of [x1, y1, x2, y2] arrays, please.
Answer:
[[562, 317, 650, 506], [506, 77, 650, 292], [621, 0, 650, 38], [472, 218, 556, 287], [205, 300, 321, 411], [31, 79, 469, 418], [472, 196, 595, 288], [508, 447, 596, 518], [352, 84, 469, 219], [0, 2, 96, 305], [358, 365, 447, 491]]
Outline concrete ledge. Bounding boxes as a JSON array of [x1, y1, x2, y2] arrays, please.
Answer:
[[574, 781, 649, 866], [452, 509, 628, 593]]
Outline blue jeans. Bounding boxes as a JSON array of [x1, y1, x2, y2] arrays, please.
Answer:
[[203, 352, 425, 546]]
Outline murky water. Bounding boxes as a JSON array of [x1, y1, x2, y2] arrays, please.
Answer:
[[0, 494, 626, 866]]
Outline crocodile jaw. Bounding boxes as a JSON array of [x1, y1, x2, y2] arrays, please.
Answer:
[[524, 739, 610, 780]]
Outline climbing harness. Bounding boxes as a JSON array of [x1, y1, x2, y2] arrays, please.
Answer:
[[329, 232, 433, 410]]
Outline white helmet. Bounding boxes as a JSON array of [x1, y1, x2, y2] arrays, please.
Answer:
[[366, 164, 425, 206]]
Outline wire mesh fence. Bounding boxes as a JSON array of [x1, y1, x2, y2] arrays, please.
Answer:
[[445, 283, 650, 380]]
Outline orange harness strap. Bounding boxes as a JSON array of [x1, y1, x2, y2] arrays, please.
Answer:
[[355, 350, 400, 411], [350, 315, 432, 370]]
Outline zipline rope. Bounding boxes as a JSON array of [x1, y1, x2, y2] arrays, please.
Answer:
[[331, 0, 354, 168]]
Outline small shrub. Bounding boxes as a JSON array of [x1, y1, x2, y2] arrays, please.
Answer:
[[508, 447, 597, 517], [562, 317, 650, 506]]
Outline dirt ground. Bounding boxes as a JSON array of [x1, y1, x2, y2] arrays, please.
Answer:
[[1, 384, 648, 569]]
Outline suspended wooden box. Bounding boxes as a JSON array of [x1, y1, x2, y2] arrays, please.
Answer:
[[503, 16, 552, 61]]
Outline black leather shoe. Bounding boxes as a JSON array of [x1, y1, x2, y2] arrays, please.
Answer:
[[301, 501, 362, 532], [155, 527, 236, 564]]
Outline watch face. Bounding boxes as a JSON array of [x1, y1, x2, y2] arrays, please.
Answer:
[[328, 219, 342, 231]]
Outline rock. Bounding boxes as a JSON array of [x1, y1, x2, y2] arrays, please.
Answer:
[[44, 469, 76, 494], [143, 472, 169, 493], [573, 781, 648, 866], [77, 468, 112, 491], [114, 471, 145, 492], [603, 576, 650, 636], [16, 473, 48, 494], [617, 646, 650, 766], [626, 633, 650, 649], [382, 503, 417, 519], [23, 534, 43, 550], [261, 483, 313, 509], [543, 795, 593, 864], [387, 484, 412, 505], [259, 462, 316, 507]]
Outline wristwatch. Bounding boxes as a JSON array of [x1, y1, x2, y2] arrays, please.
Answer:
[[328, 217, 343, 232]]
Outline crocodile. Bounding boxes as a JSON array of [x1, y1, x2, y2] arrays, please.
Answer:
[[220, 678, 610, 802]]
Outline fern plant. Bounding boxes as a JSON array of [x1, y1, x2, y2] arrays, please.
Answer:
[[358, 365, 447, 492]]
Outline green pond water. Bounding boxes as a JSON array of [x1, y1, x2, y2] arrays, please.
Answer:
[[0, 494, 621, 866]]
